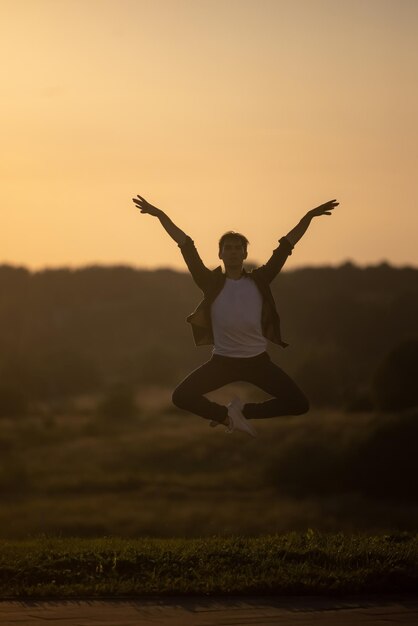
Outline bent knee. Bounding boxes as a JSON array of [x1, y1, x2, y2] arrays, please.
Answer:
[[171, 388, 183, 408], [294, 395, 310, 415], [172, 387, 189, 409]]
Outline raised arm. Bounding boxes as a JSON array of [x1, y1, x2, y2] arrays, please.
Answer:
[[285, 199, 339, 246], [255, 199, 339, 284], [132, 195, 188, 246], [132, 194, 212, 290]]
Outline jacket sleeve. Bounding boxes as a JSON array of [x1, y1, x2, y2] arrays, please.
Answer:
[[178, 236, 213, 291], [254, 236, 294, 284]]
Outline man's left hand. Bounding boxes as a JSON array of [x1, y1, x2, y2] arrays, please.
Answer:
[[308, 199, 339, 218]]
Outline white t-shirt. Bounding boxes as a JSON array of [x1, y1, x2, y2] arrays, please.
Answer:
[[211, 276, 267, 357]]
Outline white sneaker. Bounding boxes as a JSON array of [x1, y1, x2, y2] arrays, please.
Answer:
[[209, 402, 239, 429], [226, 396, 257, 437], [209, 415, 232, 430]]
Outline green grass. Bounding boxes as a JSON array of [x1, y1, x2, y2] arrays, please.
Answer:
[[2, 405, 418, 539], [1, 532, 417, 598]]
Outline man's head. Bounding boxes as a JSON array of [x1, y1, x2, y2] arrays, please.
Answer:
[[218, 231, 249, 268]]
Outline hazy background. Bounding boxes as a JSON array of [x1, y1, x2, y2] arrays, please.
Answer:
[[0, 263, 417, 537], [2, 0, 418, 271], [1, 0, 418, 538]]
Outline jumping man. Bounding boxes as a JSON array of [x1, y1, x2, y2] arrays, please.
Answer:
[[132, 195, 338, 437]]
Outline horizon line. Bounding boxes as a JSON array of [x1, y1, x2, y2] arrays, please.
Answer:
[[1, 259, 417, 274]]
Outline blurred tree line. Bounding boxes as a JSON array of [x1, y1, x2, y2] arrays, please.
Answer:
[[0, 262, 417, 415]]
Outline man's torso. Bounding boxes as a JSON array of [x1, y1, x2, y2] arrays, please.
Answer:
[[211, 276, 267, 357]]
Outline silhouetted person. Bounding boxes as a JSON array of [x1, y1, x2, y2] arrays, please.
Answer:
[[132, 194, 338, 437]]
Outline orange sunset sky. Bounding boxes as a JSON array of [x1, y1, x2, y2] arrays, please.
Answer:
[[2, 0, 417, 271]]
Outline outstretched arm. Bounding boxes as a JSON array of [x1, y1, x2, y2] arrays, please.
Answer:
[[285, 199, 339, 246], [133, 194, 212, 290], [132, 195, 188, 246]]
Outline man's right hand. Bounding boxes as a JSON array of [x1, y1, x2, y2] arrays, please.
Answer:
[[132, 195, 161, 217], [132, 195, 188, 246]]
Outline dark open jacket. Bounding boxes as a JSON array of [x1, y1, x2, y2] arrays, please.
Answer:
[[178, 235, 294, 348]]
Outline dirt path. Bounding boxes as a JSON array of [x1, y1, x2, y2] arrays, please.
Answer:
[[1, 596, 418, 625]]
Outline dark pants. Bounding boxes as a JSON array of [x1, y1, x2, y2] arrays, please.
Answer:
[[172, 351, 309, 423]]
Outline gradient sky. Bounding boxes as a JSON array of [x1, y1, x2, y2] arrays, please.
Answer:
[[2, 0, 417, 271]]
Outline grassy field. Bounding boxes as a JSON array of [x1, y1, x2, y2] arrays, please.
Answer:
[[1, 387, 418, 539], [1, 532, 417, 598], [1, 392, 417, 598]]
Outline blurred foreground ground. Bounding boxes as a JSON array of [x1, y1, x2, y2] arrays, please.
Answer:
[[2, 597, 418, 626], [1, 384, 417, 538]]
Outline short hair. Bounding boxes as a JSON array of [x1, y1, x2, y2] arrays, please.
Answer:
[[218, 231, 249, 255]]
